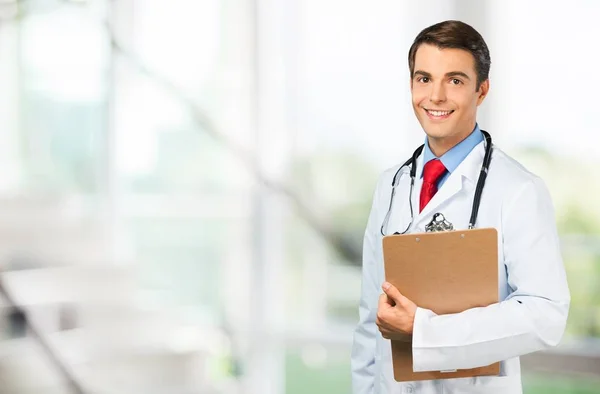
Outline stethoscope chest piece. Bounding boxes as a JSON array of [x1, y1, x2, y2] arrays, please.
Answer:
[[425, 213, 454, 232]]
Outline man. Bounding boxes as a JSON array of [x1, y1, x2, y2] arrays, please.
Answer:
[[351, 20, 570, 394]]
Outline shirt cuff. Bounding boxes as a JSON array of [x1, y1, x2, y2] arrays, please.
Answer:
[[412, 306, 438, 372]]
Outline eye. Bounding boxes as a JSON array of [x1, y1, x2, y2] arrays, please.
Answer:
[[451, 78, 462, 85], [417, 76, 430, 83]]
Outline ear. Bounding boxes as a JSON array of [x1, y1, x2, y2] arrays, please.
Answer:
[[476, 79, 490, 106]]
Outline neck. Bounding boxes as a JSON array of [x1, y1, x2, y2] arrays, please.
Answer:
[[428, 123, 476, 157], [428, 137, 459, 157]]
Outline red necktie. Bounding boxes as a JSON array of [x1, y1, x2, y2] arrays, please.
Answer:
[[420, 159, 447, 212]]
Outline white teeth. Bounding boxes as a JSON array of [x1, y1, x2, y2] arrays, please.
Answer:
[[428, 110, 452, 117]]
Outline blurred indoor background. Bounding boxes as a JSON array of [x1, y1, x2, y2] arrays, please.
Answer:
[[0, 0, 598, 393]]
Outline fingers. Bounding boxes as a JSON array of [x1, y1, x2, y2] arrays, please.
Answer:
[[379, 327, 394, 339], [378, 293, 387, 306], [377, 285, 414, 333], [378, 326, 412, 341], [376, 307, 390, 330], [376, 305, 395, 334], [376, 290, 400, 328], [379, 292, 394, 310]]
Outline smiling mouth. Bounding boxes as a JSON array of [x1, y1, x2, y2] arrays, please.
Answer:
[[425, 108, 454, 117], [423, 108, 454, 119]]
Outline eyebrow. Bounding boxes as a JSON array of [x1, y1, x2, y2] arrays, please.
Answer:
[[413, 70, 471, 80]]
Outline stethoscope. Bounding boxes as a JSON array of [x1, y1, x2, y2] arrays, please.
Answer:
[[380, 130, 493, 236]]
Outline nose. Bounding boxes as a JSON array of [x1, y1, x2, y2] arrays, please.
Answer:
[[429, 81, 447, 104]]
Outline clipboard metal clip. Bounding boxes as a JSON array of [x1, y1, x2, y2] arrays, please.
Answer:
[[425, 213, 454, 232]]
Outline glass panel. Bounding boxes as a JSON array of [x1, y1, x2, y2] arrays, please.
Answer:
[[20, 5, 109, 194]]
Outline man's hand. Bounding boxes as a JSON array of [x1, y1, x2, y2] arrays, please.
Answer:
[[376, 282, 418, 341]]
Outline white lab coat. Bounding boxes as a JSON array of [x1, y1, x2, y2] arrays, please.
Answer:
[[351, 140, 570, 394]]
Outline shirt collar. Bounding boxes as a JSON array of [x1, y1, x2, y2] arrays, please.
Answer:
[[421, 123, 484, 178]]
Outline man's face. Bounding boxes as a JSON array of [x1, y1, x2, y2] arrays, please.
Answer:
[[411, 44, 489, 152]]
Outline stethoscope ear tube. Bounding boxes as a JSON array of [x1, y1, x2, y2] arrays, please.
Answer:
[[468, 130, 492, 229]]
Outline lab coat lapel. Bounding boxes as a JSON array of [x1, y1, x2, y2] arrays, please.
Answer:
[[414, 142, 486, 228], [416, 169, 464, 223]]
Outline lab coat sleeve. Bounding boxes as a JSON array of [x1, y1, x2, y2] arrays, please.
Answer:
[[351, 177, 384, 394], [411, 177, 571, 372]]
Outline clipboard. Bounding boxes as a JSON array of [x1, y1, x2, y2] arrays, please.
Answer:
[[382, 227, 500, 382]]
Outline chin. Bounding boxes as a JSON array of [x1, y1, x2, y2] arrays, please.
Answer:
[[421, 123, 454, 139]]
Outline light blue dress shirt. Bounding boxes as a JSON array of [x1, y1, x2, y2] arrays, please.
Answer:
[[421, 124, 484, 188]]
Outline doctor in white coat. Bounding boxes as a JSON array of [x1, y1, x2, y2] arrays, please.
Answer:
[[351, 20, 570, 394]]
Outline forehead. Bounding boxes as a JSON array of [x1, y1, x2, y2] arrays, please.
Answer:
[[414, 44, 477, 76]]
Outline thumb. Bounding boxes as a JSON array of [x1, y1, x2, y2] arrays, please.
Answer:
[[382, 282, 405, 305]]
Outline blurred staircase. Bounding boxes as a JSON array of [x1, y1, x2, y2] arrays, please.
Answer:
[[0, 196, 231, 394]]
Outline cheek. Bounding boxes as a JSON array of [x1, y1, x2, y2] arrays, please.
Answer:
[[411, 86, 427, 105], [411, 93, 426, 109], [412, 100, 421, 112], [455, 92, 479, 110], [449, 95, 477, 117]]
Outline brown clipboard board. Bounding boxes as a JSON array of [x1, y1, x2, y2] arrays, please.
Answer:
[[382, 227, 500, 382]]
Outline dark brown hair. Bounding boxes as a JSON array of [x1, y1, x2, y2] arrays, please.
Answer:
[[408, 20, 491, 89]]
